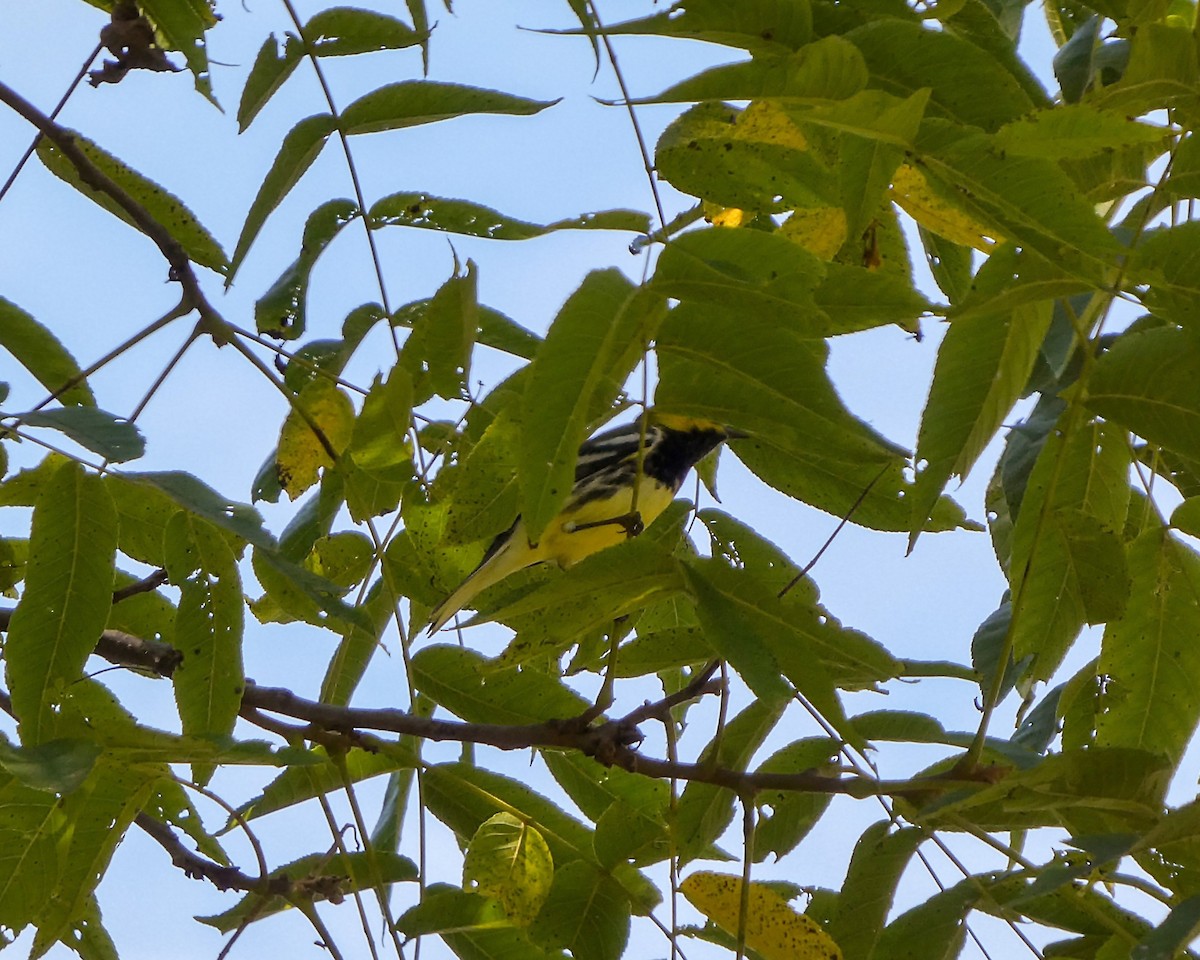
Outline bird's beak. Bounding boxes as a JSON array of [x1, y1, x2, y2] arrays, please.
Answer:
[[724, 426, 749, 440]]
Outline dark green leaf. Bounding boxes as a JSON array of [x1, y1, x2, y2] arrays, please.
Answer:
[[19, 407, 145, 463]]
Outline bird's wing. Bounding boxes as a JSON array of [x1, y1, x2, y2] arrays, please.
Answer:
[[573, 421, 654, 483]]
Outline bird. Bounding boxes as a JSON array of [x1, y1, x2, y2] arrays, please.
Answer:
[[426, 412, 738, 633]]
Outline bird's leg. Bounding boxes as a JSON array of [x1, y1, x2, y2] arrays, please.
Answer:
[[564, 511, 645, 539]]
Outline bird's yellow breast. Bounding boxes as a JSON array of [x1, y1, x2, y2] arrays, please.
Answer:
[[532, 474, 677, 568]]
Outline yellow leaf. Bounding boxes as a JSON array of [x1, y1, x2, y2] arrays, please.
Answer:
[[681, 871, 843, 960], [891, 163, 999, 252], [276, 379, 355, 499], [736, 101, 810, 151], [709, 206, 748, 228], [780, 206, 848, 260]]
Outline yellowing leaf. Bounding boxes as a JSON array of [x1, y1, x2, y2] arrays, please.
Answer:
[[780, 206, 848, 260], [891, 163, 999, 252], [463, 813, 554, 926], [681, 871, 842, 960], [276, 379, 355, 498]]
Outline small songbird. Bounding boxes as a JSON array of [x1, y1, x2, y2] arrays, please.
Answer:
[[426, 412, 737, 633]]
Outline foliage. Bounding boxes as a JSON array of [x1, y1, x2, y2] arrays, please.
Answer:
[[2, 1, 1200, 959]]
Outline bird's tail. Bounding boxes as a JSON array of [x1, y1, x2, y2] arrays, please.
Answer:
[[425, 535, 527, 634]]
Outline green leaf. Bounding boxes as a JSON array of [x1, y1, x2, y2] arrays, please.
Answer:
[[0, 297, 94, 405], [19, 407, 146, 463], [424, 258, 477, 400], [464, 813, 554, 927], [250, 547, 371, 631], [4, 462, 116, 744], [228, 113, 338, 282], [656, 101, 838, 212], [304, 6, 425, 57], [674, 699, 786, 864], [411, 645, 589, 723], [493, 536, 686, 666], [752, 739, 838, 862], [641, 36, 868, 102], [911, 294, 1053, 542], [1096, 526, 1200, 766], [1008, 418, 1131, 683], [651, 227, 826, 330], [656, 302, 972, 532], [871, 881, 977, 960], [36, 132, 227, 274], [519, 271, 663, 540], [31, 760, 156, 956], [236, 746, 413, 824], [0, 769, 62, 931], [557, 0, 814, 54], [918, 226, 974, 305], [255, 199, 360, 340], [1090, 21, 1200, 121], [319, 579, 396, 706], [993, 104, 1166, 160], [165, 514, 245, 782], [341, 81, 558, 135], [845, 18, 1034, 130], [542, 754, 669, 867], [139, 0, 219, 103], [1131, 221, 1200, 331], [349, 368, 413, 471], [198, 851, 418, 932], [827, 822, 924, 960], [0, 737, 100, 794], [1132, 894, 1200, 960], [369, 192, 650, 239], [1088, 326, 1200, 460], [683, 558, 856, 742], [443, 409, 520, 545], [528, 861, 631, 960], [914, 121, 1120, 285], [811, 261, 933, 337], [237, 32, 304, 131]]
